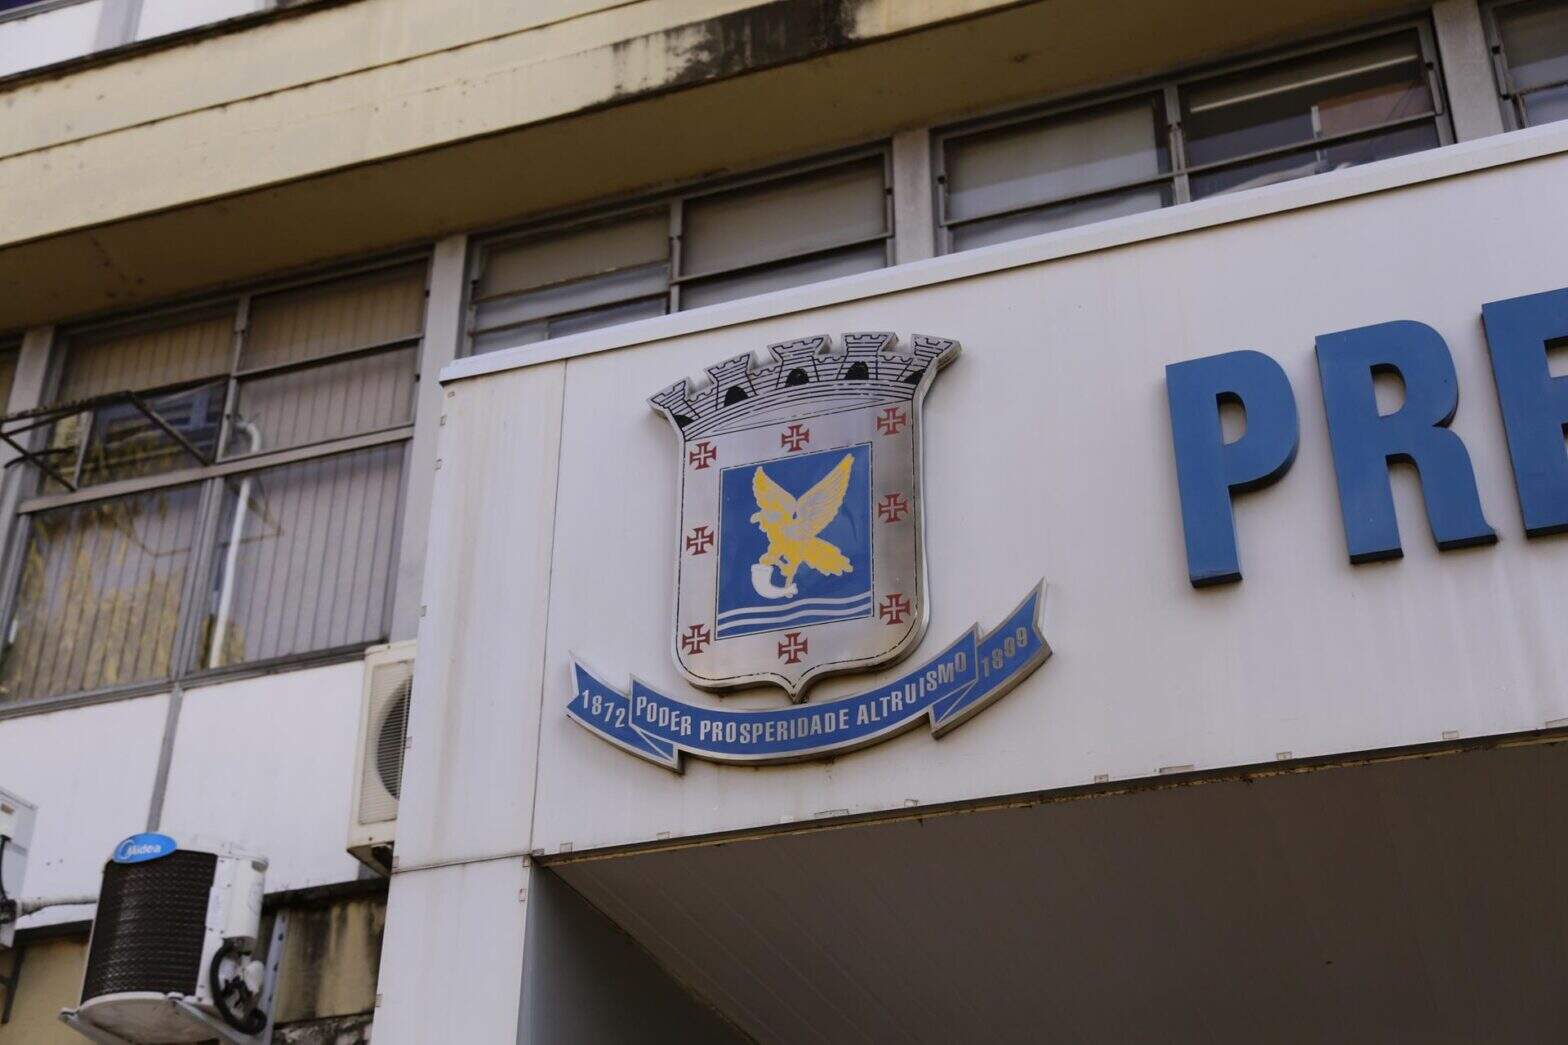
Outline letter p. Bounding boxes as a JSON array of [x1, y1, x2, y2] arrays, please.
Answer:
[[1166, 350, 1300, 586]]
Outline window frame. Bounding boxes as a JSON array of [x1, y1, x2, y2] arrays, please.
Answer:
[[931, 17, 1451, 254], [0, 0, 89, 25], [1483, 0, 1568, 129], [463, 144, 895, 355], [0, 251, 430, 712]]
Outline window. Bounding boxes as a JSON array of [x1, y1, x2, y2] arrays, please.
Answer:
[[0, 260, 426, 703], [936, 25, 1446, 251], [466, 151, 891, 353], [1488, 0, 1568, 127]]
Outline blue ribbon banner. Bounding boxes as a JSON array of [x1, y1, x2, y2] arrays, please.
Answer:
[[569, 583, 1049, 771]]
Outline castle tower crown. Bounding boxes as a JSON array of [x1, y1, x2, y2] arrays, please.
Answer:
[[649, 332, 960, 436]]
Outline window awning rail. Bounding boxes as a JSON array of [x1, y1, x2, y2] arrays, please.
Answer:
[[0, 387, 216, 493]]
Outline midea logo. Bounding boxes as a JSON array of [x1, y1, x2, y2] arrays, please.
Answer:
[[112, 832, 176, 864]]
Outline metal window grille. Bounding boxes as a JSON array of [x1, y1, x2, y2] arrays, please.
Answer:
[[1485, 0, 1568, 128], [934, 22, 1451, 253], [0, 257, 428, 705], [465, 149, 893, 354]]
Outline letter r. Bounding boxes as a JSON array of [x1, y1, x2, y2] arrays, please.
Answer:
[[1316, 321, 1495, 563], [1165, 350, 1300, 586]]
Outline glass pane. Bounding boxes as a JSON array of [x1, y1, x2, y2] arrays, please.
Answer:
[[243, 263, 427, 370], [1190, 122, 1439, 199], [679, 241, 886, 311], [471, 319, 548, 355], [1183, 33, 1432, 167], [56, 309, 233, 402], [470, 295, 670, 354], [1522, 82, 1568, 124], [50, 379, 226, 489], [944, 97, 1167, 223], [681, 157, 887, 277], [547, 296, 668, 340], [472, 262, 668, 336], [949, 184, 1171, 251], [224, 347, 416, 457], [1498, 0, 1568, 92], [198, 443, 404, 669], [477, 212, 669, 300], [0, 484, 203, 701]]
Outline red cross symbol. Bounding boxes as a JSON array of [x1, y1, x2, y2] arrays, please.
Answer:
[[876, 407, 909, 436], [777, 632, 809, 664], [879, 593, 911, 625], [780, 424, 811, 452], [877, 493, 909, 523], [688, 441, 717, 469], [681, 624, 712, 655], [684, 525, 714, 555]]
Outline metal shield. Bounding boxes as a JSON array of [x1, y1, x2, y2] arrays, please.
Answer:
[[650, 333, 959, 700]]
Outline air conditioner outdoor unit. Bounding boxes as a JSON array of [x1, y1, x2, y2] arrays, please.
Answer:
[[61, 834, 269, 1044], [348, 640, 415, 877]]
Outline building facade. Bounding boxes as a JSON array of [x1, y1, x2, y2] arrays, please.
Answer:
[[1, 0, 1567, 1041]]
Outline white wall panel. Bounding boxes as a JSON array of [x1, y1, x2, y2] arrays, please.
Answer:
[[0, 693, 168, 928], [374, 857, 529, 1045], [0, 1, 103, 78], [158, 662, 364, 891], [391, 362, 565, 868], [450, 146, 1568, 854]]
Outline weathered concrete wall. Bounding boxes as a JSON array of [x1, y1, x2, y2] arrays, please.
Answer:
[[273, 895, 386, 1025], [0, 0, 1420, 328], [0, 936, 86, 1045]]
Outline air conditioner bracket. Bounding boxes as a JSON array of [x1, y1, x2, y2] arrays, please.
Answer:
[[59, 998, 266, 1045]]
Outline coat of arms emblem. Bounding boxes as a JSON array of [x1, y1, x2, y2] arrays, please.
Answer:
[[650, 332, 954, 699], [567, 332, 1049, 771]]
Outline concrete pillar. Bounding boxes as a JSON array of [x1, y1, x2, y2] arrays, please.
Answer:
[[390, 233, 468, 643], [1433, 0, 1507, 141], [892, 128, 937, 265]]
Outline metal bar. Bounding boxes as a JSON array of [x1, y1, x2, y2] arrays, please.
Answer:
[[16, 426, 413, 515], [143, 683, 183, 832], [667, 199, 683, 314], [125, 391, 212, 467], [0, 429, 74, 492], [258, 909, 289, 1045], [1185, 54, 1424, 114], [231, 334, 422, 382], [1166, 83, 1192, 205], [670, 232, 894, 287], [1518, 77, 1568, 98]]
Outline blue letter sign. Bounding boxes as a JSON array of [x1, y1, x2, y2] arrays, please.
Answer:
[[1316, 321, 1495, 563], [1482, 287, 1568, 536], [1165, 350, 1299, 586]]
